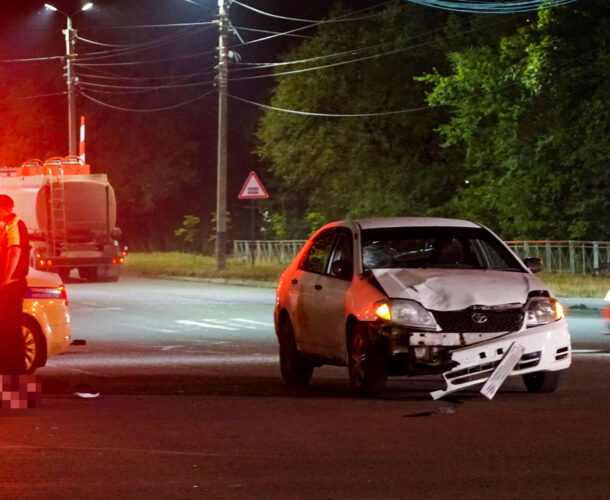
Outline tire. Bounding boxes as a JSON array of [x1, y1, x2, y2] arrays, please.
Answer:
[[79, 266, 120, 282], [21, 315, 47, 375], [347, 322, 388, 396], [278, 317, 314, 387], [523, 370, 561, 393], [97, 266, 120, 282]]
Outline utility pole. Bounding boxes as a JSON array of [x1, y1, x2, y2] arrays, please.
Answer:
[[216, 0, 229, 270], [45, 3, 93, 156], [64, 17, 77, 156]]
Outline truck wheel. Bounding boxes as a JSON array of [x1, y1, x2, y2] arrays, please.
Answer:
[[278, 317, 313, 387], [96, 266, 120, 282], [523, 371, 561, 393], [347, 322, 388, 396], [21, 315, 46, 374]]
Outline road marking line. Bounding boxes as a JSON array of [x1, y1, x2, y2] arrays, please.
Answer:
[[176, 320, 238, 331], [200, 319, 259, 330], [231, 318, 274, 327], [77, 307, 124, 311], [572, 349, 609, 356], [122, 324, 177, 333], [160, 345, 184, 351]]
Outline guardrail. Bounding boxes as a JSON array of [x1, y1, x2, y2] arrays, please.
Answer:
[[233, 239, 610, 275], [506, 241, 610, 275]]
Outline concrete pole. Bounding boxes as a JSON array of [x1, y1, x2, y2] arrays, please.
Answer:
[[216, 0, 228, 270], [64, 16, 77, 156]]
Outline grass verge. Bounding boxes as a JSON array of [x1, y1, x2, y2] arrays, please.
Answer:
[[125, 252, 283, 283], [125, 252, 610, 297]]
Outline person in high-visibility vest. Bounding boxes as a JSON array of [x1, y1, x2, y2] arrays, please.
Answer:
[[0, 194, 30, 374]]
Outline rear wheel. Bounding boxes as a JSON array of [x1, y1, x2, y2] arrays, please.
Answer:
[[278, 318, 313, 387], [523, 371, 561, 393], [347, 322, 388, 396], [21, 315, 46, 375]]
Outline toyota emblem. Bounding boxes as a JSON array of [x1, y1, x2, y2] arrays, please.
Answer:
[[471, 312, 488, 324]]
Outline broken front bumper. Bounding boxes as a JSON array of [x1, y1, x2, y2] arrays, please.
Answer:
[[429, 319, 571, 399]]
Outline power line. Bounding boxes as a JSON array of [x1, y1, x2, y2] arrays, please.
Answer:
[[405, 0, 576, 14], [229, 25, 313, 39], [73, 47, 217, 67], [227, 15, 518, 83], [74, 25, 215, 62], [226, 2, 393, 49], [75, 67, 216, 82], [0, 55, 63, 64], [1, 91, 67, 102], [78, 88, 215, 112], [228, 94, 439, 117], [77, 79, 215, 91], [83, 20, 217, 30], [232, 1, 332, 23]]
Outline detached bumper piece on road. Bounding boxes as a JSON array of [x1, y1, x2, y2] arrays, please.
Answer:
[[430, 320, 571, 400]]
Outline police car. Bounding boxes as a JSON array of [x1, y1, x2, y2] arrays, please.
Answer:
[[22, 268, 72, 373]]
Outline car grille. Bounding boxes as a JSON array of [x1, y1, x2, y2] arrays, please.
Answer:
[[446, 351, 541, 384], [432, 308, 524, 333]]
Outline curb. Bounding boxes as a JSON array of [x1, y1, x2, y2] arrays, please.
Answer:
[[144, 274, 278, 289]]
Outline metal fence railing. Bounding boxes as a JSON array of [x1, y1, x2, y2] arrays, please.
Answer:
[[233, 240, 306, 264], [234, 239, 610, 275], [506, 241, 610, 275]]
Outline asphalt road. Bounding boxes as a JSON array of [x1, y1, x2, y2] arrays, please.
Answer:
[[0, 275, 608, 499]]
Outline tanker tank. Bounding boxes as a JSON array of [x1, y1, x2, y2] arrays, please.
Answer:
[[0, 157, 124, 282]]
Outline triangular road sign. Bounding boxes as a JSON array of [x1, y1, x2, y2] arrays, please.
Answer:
[[238, 171, 269, 199]]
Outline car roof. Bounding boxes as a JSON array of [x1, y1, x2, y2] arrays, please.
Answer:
[[351, 217, 482, 230]]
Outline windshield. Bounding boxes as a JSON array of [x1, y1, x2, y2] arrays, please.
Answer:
[[361, 226, 524, 272]]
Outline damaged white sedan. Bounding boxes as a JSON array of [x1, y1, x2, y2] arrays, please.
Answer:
[[274, 217, 571, 399]]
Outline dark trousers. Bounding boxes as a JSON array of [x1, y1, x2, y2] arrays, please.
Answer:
[[0, 280, 27, 374]]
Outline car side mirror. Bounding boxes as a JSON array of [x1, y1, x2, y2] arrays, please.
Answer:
[[524, 257, 544, 273], [330, 259, 352, 280]]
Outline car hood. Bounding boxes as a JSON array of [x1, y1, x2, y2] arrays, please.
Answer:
[[371, 268, 549, 311]]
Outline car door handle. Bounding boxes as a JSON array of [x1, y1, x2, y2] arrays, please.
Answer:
[[291, 279, 298, 285], [314, 284, 322, 290]]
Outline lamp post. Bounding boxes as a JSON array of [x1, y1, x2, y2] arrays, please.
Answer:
[[44, 2, 93, 156], [216, 0, 229, 270]]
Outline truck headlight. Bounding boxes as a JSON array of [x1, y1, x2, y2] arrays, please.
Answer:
[[525, 297, 565, 328], [375, 299, 440, 331]]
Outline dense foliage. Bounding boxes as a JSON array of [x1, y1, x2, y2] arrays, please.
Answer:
[[256, 0, 609, 240]]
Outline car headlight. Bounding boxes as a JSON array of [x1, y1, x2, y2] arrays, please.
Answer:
[[375, 299, 440, 331], [525, 297, 565, 328]]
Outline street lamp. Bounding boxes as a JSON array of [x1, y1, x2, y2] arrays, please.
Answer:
[[45, 2, 94, 156]]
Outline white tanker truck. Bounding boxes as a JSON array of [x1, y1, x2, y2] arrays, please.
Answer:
[[0, 156, 125, 282]]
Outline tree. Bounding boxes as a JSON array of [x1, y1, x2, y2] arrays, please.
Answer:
[[0, 68, 65, 165], [91, 114, 205, 250], [256, 3, 458, 237], [417, 1, 610, 240]]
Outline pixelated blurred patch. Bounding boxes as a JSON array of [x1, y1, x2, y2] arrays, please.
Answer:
[[1, 375, 41, 409]]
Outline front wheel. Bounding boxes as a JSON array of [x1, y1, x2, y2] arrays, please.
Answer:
[[523, 370, 561, 393], [278, 318, 313, 387], [21, 315, 46, 374], [347, 322, 388, 396]]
